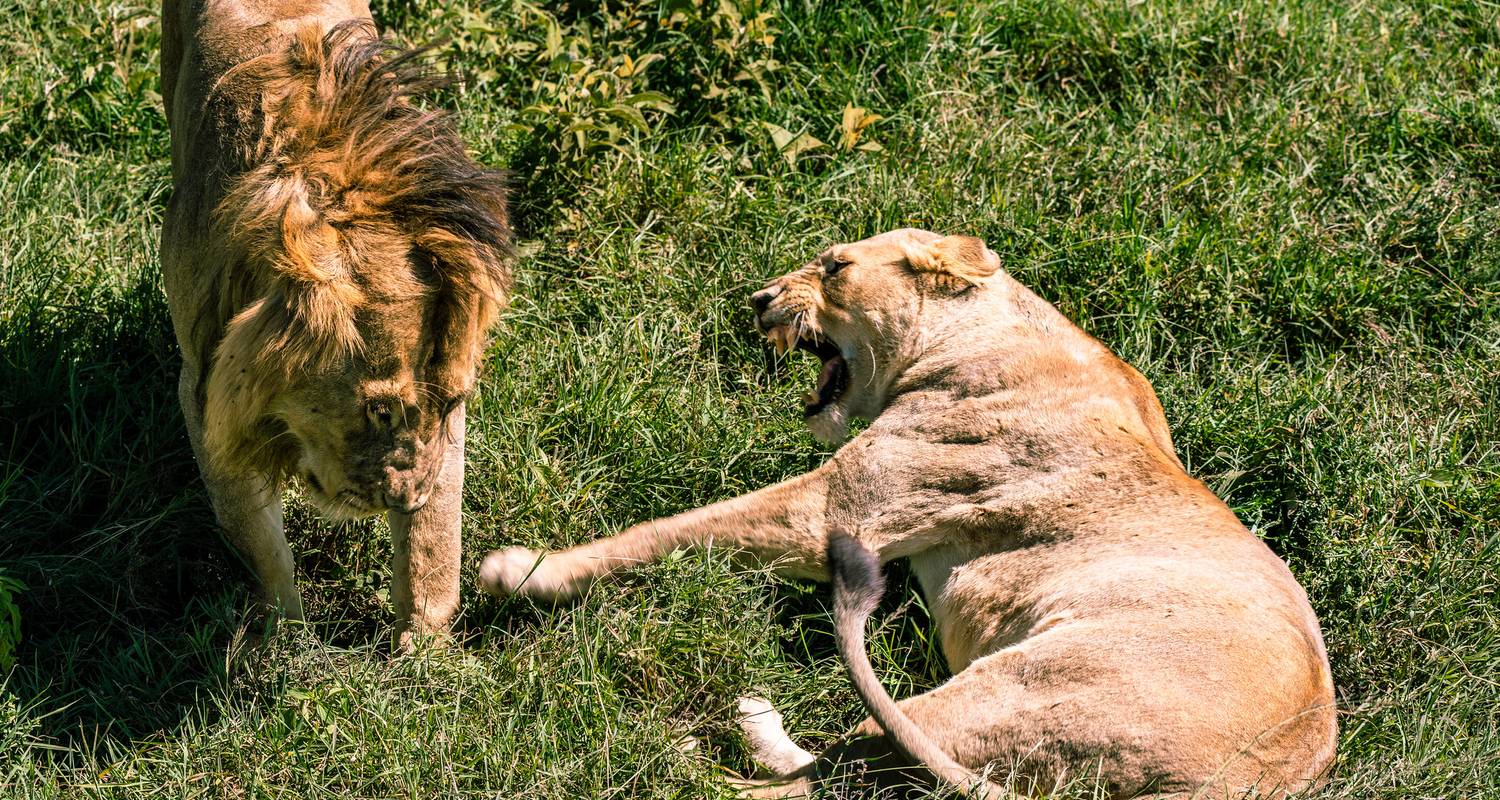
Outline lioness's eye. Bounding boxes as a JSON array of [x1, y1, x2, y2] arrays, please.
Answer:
[[825, 257, 852, 276]]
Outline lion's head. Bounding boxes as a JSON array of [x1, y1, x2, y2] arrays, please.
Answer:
[[751, 228, 1001, 443], [199, 24, 511, 519]]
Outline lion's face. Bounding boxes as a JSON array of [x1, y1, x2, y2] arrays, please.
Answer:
[[206, 221, 500, 521], [750, 228, 1000, 443], [202, 144, 508, 523], [271, 302, 469, 520]]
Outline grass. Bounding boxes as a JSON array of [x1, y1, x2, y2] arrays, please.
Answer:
[[1, 0, 1497, 796]]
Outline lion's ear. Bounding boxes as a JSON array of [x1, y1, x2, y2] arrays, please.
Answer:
[[274, 188, 363, 361], [416, 227, 511, 308], [905, 235, 1000, 289]]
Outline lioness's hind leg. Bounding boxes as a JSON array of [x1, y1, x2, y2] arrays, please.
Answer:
[[774, 654, 1049, 798], [731, 689, 961, 799], [728, 774, 814, 799], [738, 697, 817, 776]]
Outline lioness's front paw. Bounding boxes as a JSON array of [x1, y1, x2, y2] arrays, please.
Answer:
[[478, 547, 550, 598]]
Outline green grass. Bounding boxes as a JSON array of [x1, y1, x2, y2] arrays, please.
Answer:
[[1, 0, 1497, 796]]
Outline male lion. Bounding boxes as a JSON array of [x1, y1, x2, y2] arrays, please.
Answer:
[[480, 229, 1336, 798], [160, 0, 510, 646]]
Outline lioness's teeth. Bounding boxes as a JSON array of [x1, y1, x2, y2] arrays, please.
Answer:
[[771, 326, 793, 355], [802, 390, 819, 406]]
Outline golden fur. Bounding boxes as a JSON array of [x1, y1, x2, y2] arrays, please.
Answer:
[[480, 229, 1336, 798], [161, 0, 509, 645]]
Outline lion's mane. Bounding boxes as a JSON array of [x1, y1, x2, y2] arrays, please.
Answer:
[[198, 22, 511, 479]]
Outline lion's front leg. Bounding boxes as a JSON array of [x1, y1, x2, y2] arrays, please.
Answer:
[[479, 467, 832, 603], [387, 406, 465, 650], [179, 366, 305, 620], [209, 475, 303, 620]]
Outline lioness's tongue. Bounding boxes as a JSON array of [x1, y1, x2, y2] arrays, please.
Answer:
[[802, 353, 846, 409], [817, 354, 843, 391]]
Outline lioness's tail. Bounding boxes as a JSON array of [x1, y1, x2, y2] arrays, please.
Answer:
[[828, 530, 1010, 800]]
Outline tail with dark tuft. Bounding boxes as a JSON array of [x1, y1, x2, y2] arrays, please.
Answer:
[[829, 527, 884, 622], [827, 529, 1010, 799]]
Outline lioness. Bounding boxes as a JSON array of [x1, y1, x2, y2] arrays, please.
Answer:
[[480, 229, 1336, 797], [160, 0, 510, 646]]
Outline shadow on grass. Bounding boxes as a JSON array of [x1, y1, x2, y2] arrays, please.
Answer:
[[0, 276, 242, 755], [0, 271, 468, 755]]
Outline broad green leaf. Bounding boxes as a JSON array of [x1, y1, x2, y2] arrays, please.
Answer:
[[604, 104, 650, 133], [625, 91, 674, 109]]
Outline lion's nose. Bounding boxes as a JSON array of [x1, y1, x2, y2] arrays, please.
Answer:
[[750, 284, 781, 315], [383, 489, 429, 515], [380, 465, 432, 514]]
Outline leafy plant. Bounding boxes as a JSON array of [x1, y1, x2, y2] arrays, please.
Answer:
[[505, 5, 676, 159], [657, 0, 782, 122], [837, 104, 882, 153], [416, 0, 784, 171], [0, 1, 163, 157], [757, 104, 883, 166], [0, 691, 39, 778], [760, 120, 824, 165]]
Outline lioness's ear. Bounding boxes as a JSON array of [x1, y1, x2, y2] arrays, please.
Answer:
[[905, 235, 1000, 289]]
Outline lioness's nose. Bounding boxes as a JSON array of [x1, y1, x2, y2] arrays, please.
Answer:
[[750, 284, 781, 314]]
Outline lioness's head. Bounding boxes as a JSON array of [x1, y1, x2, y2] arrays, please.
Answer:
[[751, 228, 1000, 443], [200, 25, 511, 519]]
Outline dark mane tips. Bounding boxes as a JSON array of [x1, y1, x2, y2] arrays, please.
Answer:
[[308, 21, 513, 289]]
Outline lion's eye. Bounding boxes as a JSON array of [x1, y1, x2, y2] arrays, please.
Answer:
[[366, 401, 393, 428], [825, 258, 852, 276]]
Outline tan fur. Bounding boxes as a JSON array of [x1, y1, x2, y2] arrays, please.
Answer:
[[480, 229, 1336, 797], [161, 0, 510, 647]]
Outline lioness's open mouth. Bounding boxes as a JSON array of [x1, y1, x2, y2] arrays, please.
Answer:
[[766, 325, 849, 417]]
